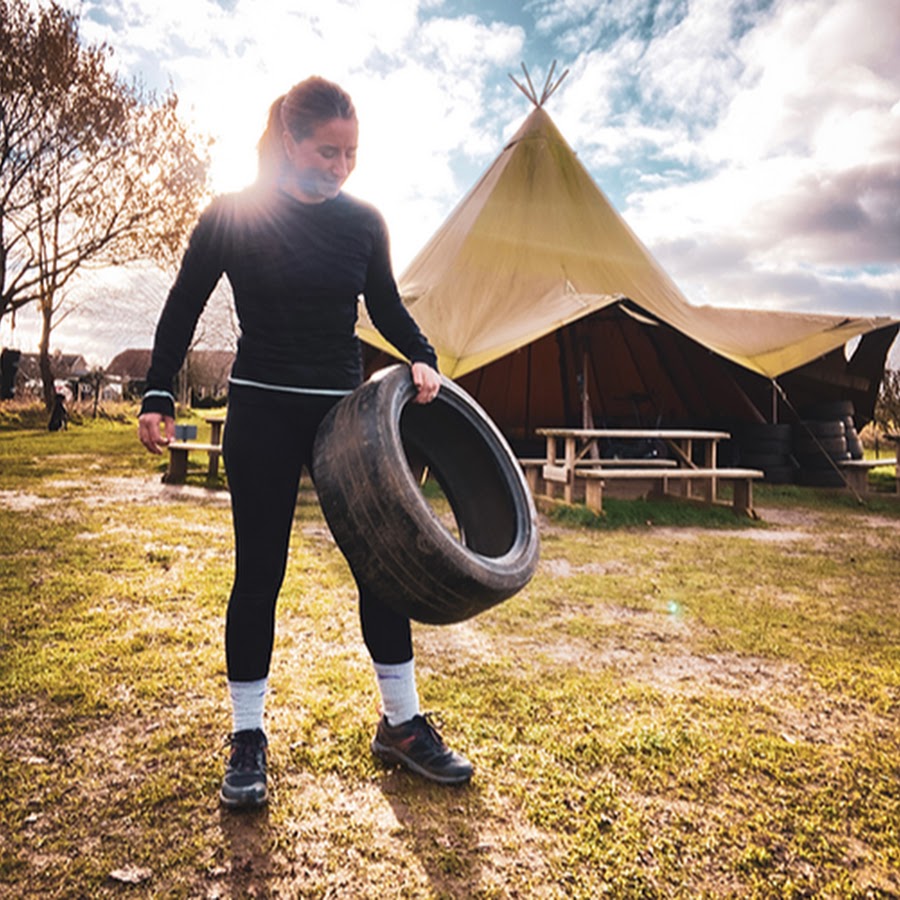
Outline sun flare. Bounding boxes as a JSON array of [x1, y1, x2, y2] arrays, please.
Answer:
[[208, 136, 258, 193]]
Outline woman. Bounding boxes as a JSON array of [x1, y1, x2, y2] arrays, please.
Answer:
[[138, 76, 472, 809]]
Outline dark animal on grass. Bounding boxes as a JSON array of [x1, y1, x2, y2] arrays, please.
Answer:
[[48, 393, 68, 432]]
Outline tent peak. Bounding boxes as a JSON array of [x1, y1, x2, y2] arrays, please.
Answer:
[[508, 61, 569, 108]]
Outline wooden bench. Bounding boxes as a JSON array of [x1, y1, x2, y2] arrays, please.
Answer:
[[164, 441, 223, 484], [518, 458, 546, 495], [577, 467, 764, 517], [519, 457, 676, 499], [838, 458, 898, 494]]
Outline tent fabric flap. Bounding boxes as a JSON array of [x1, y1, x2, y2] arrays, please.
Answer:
[[357, 104, 897, 389]]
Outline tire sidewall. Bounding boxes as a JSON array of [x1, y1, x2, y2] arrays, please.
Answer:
[[313, 365, 540, 623]]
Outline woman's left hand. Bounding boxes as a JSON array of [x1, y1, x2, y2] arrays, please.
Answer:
[[410, 362, 441, 404]]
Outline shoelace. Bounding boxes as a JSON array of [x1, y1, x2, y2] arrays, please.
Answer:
[[227, 733, 264, 771], [414, 713, 448, 748]]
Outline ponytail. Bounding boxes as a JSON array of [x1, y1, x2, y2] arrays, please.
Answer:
[[256, 95, 288, 186]]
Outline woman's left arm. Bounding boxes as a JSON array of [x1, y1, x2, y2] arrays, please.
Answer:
[[363, 209, 440, 402]]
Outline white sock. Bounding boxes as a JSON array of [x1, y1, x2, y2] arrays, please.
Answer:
[[372, 659, 420, 726], [229, 677, 268, 734]]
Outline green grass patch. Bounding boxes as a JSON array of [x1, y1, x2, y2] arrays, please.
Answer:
[[754, 481, 900, 516], [546, 494, 765, 529], [0, 410, 898, 898]]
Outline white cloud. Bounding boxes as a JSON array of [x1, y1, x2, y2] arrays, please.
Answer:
[[531, 0, 651, 44], [13, 0, 899, 366], [706, 0, 899, 168], [637, 0, 745, 124], [58, 0, 527, 267], [611, 0, 900, 318]]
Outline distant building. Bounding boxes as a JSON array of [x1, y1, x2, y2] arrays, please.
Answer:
[[106, 349, 152, 399], [106, 348, 153, 380], [106, 348, 235, 404], [6, 350, 90, 399]]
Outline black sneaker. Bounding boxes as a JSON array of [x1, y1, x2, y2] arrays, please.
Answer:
[[371, 714, 473, 785], [220, 728, 268, 809]]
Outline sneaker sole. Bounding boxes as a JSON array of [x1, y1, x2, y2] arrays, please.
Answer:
[[219, 785, 268, 809], [371, 740, 473, 785]]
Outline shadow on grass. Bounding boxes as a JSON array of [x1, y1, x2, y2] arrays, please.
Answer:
[[217, 805, 273, 895], [374, 767, 493, 896]]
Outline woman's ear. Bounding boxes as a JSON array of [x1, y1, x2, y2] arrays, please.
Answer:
[[282, 130, 296, 161]]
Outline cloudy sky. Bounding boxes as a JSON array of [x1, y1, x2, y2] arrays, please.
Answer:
[[6, 0, 899, 365]]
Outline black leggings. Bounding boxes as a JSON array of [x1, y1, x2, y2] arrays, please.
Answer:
[[222, 383, 413, 681]]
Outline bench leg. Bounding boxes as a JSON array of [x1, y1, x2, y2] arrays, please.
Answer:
[[843, 468, 868, 494], [165, 449, 188, 484], [732, 479, 753, 517], [522, 465, 546, 497], [546, 480, 564, 500], [584, 479, 604, 513], [523, 466, 538, 494], [690, 476, 714, 503], [207, 452, 221, 480]]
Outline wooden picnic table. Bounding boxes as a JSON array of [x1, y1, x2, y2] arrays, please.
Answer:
[[535, 427, 732, 504], [164, 413, 226, 484]]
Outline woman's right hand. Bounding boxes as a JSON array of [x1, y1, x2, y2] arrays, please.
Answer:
[[138, 412, 175, 454]]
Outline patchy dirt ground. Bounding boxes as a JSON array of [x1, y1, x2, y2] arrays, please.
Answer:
[[2, 474, 899, 898], [1, 477, 896, 721]]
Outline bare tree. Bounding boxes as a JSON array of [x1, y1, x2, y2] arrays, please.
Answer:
[[83, 364, 107, 418], [874, 369, 900, 434], [1, 0, 210, 406]]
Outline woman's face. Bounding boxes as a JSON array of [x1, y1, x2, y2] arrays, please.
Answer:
[[282, 116, 358, 203]]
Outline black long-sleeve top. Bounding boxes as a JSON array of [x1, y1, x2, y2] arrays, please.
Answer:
[[140, 185, 437, 416]]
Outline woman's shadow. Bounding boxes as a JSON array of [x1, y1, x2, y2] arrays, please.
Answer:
[[376, 766, 491, 896], [216, 805, 273, 896]]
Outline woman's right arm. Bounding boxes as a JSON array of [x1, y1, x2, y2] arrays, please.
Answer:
[[137, 198, 230, 451], [138, 412, 176, 454]]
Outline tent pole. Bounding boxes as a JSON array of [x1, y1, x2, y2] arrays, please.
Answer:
[[580, 350, 589, 428], [525, 343, 533, 442], [582, 348, 599, 458], [619, 317, 660, 425], [556, 328, 573, 425]]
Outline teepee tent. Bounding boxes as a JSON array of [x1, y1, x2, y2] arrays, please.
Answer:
[[358, 67, 897, 446]]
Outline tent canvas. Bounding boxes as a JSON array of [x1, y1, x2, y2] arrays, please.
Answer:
[[358, 101, 897, 445]]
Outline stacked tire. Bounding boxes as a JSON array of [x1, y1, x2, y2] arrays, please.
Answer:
[[793, 401, 860, 487], [732, 423, 795, 484]]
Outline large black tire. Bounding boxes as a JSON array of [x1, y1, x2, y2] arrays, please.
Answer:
[[798, 420, 846, 438], [801, 400, 855, 420], [843, 416, 864, 460], [793, 435, 848, 457], [734, 423, 793, 441], [759, 464, 796, 484], [312, 365, 540, 625], [730, 423, 794, 481], [742, 439, 791, 456]]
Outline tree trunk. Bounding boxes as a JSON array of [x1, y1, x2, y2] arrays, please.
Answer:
[[39, 298, 55, 410], [89, 370, 105, 418]]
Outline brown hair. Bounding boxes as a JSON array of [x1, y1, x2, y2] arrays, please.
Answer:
[[257, 76, 356, 185]]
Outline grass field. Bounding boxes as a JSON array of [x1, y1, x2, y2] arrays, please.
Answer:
[[0, 405, 898, 898]]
